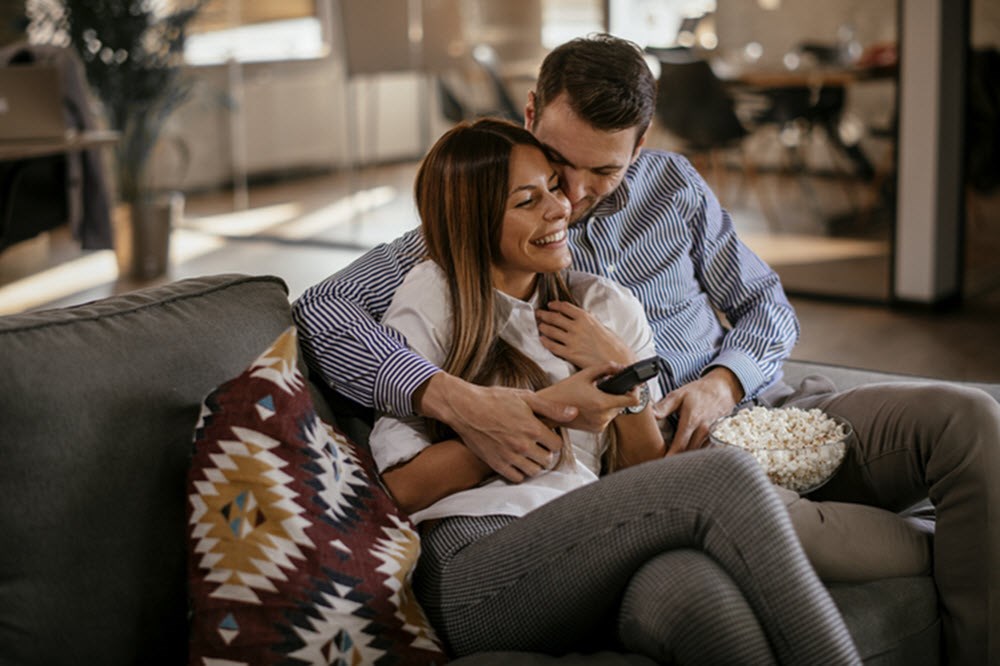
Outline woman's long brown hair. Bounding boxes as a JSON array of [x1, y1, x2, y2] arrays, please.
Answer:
[[414, 119, 576, 448]]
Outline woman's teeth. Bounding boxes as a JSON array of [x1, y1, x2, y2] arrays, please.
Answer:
[[532, 230, 566, 246]]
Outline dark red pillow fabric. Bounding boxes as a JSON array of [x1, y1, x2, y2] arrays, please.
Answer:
[[187, 328, 446, 665]]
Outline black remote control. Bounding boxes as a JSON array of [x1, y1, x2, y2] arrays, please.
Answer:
[[596, 357, 661, 394]]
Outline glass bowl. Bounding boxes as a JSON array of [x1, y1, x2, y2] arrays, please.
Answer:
[[709, 407, 852, 494]]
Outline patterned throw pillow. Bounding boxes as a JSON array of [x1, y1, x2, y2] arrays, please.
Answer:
[[187, 327, 447, 665]]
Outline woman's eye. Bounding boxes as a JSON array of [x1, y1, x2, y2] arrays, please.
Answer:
[[515, 197, 534, 208]]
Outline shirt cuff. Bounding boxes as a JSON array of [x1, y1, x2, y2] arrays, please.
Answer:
[[372, 347, 442, 417], [705, 349, 768, 402]]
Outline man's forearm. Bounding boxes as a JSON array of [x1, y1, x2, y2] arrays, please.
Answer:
[[688, 160, 799, 399], [412, 372, 576, 482], [412, 371, 459, 421], [292, 230, 429, 414], [702, 365, 745, 404], [716, 299, 798, 399]]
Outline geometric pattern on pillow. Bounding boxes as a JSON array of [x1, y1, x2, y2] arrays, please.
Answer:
[[187, 327, 447, 665]]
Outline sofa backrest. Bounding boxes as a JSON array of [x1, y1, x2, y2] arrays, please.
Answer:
[[0, 274, 305, 665]]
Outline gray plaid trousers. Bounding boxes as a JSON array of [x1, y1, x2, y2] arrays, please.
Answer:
[[415, 447, 860, 665]]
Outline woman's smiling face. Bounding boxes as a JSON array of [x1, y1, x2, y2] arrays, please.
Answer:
[[491, 144, 572, 300]]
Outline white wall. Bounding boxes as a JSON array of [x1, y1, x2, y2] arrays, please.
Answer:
[[149, 55, 431, 192]]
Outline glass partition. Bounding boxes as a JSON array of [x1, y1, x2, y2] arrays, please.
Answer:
[[614, 0, 899, 302]]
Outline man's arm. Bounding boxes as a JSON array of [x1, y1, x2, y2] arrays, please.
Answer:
[[685, 159, 799, 401], [414, 372, 578, 482], [292, 229, 436, 416], [298, 253, 576, 482], [656, 158, 799, 452]]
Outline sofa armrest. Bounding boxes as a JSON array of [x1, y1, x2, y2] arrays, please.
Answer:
[[0, 273, 295, 666], [783, 359, 1000, 403]]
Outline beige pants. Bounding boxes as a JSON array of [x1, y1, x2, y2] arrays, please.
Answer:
[[774, 484, 932, 581], [760, 374, 1000, 665]]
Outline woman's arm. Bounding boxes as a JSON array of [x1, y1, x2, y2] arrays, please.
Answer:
[[537, 367, 665, 469], [381, 439, 494, 515], [536, 274, 667, 466], [611, 407, 667, 468]]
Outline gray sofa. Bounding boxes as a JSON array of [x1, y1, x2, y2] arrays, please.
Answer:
[[1, 273, 994, 665]]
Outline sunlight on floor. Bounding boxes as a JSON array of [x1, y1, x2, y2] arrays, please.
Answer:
[[271, 186, 397, 240], [181, 202, 304, 237], [0, 185, 400, 315], [0, 230, 224, 315], [0, 250, 117, 315], [180, 186, 398, 240], [743, 232, 889, 265]]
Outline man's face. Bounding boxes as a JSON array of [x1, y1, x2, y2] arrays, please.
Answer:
[[526, 92, 645, 224]]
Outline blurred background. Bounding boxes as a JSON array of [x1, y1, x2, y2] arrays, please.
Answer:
[[1, 0, 998, 379]]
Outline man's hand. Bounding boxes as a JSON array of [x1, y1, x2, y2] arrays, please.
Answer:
[[536, 301, 636, 369], [653, 367, 744, 455], [414, 372, 578, 483], [538, 363, 637, 432]]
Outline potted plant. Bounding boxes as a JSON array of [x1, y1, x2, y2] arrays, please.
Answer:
[[33, 0, 205, 279]]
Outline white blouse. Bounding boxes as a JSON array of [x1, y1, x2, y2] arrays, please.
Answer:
[[369, 261, 662, 524]]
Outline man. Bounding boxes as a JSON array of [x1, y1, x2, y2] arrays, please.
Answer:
[[294, 34, 999, 664]]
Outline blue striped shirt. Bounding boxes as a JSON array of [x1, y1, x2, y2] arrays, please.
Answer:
[[293, 149, 799, 416]]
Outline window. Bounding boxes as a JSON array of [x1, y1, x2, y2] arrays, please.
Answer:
[[183, 0, 327, 65], [609, 0, 717, 49]]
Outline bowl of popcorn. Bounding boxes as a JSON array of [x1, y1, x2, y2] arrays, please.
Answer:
[[709, 406, 852, 494]]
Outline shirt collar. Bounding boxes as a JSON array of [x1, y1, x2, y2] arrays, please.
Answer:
[[494, 286, 540, 337], [495, 286, 541, 312]]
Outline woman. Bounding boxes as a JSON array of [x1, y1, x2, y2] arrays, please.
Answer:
[[369, 118, 860, 665]]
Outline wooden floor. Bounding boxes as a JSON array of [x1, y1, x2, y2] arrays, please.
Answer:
[[1, 160, 998, 384]]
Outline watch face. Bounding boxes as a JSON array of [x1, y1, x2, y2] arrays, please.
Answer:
[[624, 382, 650, 414]]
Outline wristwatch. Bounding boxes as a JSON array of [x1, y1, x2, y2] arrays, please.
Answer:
[[623, 382, 651, 415]]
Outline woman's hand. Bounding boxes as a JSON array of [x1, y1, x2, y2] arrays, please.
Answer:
[[537, 301, 636, 369], [538, 363, 638, 433]]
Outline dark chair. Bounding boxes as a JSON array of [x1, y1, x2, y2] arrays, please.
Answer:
[[750, 40, 875, 182], [753, 84, 875, 181], [437, 78, 468, 124], [655, 57, 748, 150], [649, 47, 766, 217], [0, 157, 70, 253], [0, 43, 112, 252]]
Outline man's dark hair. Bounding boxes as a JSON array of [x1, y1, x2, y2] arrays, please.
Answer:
[[534, 33, 656, 139]]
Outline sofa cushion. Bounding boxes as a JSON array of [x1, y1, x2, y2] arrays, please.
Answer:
[[187, 327, 446, 665], [829, 577, 940, 664], [0, 274, 298, 666]]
